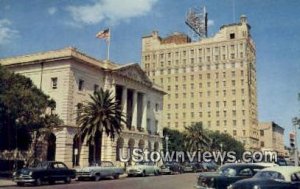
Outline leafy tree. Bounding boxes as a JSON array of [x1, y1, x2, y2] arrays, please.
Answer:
[[162, 127, 186, 152], [76, 88, 126, 163], [208, 130, 245, 159], [184, 122, 211, 152], [0, 65, 62, 154]]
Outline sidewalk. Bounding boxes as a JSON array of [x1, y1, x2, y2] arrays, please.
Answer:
[[0, 178, 15, 187]]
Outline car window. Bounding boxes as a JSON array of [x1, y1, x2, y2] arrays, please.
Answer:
[[255, 171, 285, 181], [102, 162, 113, 167], [35, 162, 49, 169], [54, 163, 67, 169], [238, 168, 253, 176], [222, 168, 237, 177]]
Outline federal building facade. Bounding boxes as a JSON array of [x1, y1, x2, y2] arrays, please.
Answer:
[[0, 47, 164, 167], [141, 15, 259, 150]]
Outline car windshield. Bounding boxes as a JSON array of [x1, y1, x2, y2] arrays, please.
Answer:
[[220, 167, 237, 176], [254, 171, 285, 180], [35, 162, 49, 169], [135, 162, 154, 166]]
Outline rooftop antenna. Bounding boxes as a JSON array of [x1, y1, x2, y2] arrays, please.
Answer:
[[185, 4, 208, 41]]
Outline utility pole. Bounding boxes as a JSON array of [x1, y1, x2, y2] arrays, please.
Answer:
[[292, 93, 300, 166], [293, 117, 300, 166]]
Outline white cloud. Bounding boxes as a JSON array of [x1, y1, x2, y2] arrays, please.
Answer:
[[66, 0, 158, 26], [48, 7, 57, 15], [207, 19, 214, 27], [0, 19, 19, 45]]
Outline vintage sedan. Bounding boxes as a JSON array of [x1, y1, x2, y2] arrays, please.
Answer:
[[160, 162, 183, 175], [228, 166, 300, 189], [12, 161, 76, 186], [195, 163, 266, 189], [127, 162, 161, 177], [76, 161, 124, 181], [182, 162, 196, 173]]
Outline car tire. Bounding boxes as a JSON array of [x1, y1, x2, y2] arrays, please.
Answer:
[[64, 176, 71, 184], [94, 174, 101, 181], [141, 171, 145, 177], [113, 174, 120, 179], [49, 179, 55, 185], [17, 182, 24, 186], [35, 178, 42, 186], [154, 170, 160, 176]]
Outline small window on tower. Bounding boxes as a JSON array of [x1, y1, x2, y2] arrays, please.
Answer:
[[230, 33, 235, 39], [51, 77, 58, 89]]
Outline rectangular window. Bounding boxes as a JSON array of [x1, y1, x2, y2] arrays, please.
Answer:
[[155, 103, 159, 111], [233, 130, 237, 136], [94, 84, 99, 92], [78, 79, 84, 91], [51, 77, 58, 89], [230, 33, 235, 39]]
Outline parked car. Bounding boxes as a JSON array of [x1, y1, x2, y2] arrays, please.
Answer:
[[201, 161, 219, 172], [127, 162, 160, 177], [190, 162, 204, 172], [76, 161, 124, 181], [228, 166, 300, 189], [160, 162, 183, 174], [182, 162, 195, 173], [195, 163, 266, 189], [12, 161, 76, 186]]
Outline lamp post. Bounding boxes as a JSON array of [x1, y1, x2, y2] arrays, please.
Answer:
[[165, 135, 169, 152], [292, 117, 300, 166]]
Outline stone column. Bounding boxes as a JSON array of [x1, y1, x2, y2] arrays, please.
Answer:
[[121, 86, 127, 126], [55, 127, 74, 168], [79, 141, 89, 168], [132, 90, 138, 128], [141, 94, 147, 132], [101, 134, 114, 162]]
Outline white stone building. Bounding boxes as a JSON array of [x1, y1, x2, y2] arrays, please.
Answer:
[[0, 47, 165, 167]]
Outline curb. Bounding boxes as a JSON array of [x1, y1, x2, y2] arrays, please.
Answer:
[[0, 179, 15, 187]]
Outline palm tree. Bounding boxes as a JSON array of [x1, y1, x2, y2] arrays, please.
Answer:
[[184, 122, 211, 152], [76, 88, 126, 163]]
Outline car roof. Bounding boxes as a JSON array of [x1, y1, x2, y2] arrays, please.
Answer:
[[260, 166, 300, 182], [252, 162, 279, 167], [222, 163, 265, 168]]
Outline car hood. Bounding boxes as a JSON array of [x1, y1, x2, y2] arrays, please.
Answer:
[[127, 165, 147, 170], [233, 177, 272, 185], [76, 167, 99, 172], [199, 171, 220, 178], [16, 167, 44, 175]]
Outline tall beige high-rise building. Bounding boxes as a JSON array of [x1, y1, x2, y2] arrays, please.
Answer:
[[141, 15, 259, 150]]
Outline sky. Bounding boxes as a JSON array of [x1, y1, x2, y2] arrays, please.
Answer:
[[0, 0, 299, 145]]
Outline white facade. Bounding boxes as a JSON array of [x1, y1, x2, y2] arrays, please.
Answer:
[[0, 47, 165, 167]]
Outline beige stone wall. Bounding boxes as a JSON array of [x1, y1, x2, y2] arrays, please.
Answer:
[[259, 122, 285, 156], [141, 16, 259, 150]]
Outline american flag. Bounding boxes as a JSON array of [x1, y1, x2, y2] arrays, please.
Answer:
[[96, 28, 110, 40]]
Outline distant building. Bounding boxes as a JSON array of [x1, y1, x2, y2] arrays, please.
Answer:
[[0, 47, 165, 167], [141, 15, 259, 150], [259, 122, 285, 156]]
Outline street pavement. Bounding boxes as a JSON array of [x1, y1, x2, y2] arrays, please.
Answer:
[[0, 173, 198, 189]]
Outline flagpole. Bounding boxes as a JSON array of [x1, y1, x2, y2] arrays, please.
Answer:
[[107, 28, 111, 61]]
